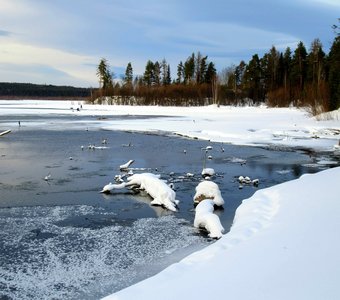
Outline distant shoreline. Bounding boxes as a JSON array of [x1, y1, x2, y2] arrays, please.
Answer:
[[0, 82, 92, 100], [0, 96, 88, 100]]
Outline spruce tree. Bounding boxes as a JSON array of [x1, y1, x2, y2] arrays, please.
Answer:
[[165, 64, 171, 85], [177, 61, 184, 84]]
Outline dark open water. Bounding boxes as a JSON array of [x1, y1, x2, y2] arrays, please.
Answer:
[[0, 114, 339, 299]]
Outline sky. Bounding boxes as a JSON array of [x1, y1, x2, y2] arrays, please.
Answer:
[[0, 0, 339, 87]]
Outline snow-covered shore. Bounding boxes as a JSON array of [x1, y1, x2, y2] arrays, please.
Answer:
[[1, 100, 339, 151], [1, 100, 340, 299]]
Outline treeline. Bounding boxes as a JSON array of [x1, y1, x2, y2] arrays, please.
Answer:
[[0, 82, 91, 99], [221, 37, 340, 113], [91, 33, 340, 112], [92, 52, 218, 106]]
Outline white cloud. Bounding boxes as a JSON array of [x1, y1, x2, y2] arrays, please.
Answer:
[[147, 21, 299, 64], [0, 39, 98, 86], [0, 0, 336, 85], [0, 0, 36, 16]]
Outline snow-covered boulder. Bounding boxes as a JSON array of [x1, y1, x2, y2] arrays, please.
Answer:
[[126, 173, 179, 211], [201, 168, 215, 178], [194, 199, 224, 239], [193, 180, 224, 206], [238, 175, 259, 186]]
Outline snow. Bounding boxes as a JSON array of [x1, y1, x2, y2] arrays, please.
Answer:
[[119, 159, 134, 170], [100, 182, 126, 193], [201, 167, 215, 177], [194, 199, 224, 239], [104, 167, 340, 300], [193, 180, 224, 206], [1, 100, 340, 299], [1, 100, 339, 151], [126, 173, 179, 212]]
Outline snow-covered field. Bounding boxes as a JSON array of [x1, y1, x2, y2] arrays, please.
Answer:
[[1, 100, 340, 300]]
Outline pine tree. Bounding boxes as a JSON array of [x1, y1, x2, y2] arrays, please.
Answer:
[[328, 36, 340, 110], [235, 61, 246, 86], [244, 54, 262, 102], [307, 38, 325, 86], [204, 62, 216, 84], [283, 47, 292, 95], [161, 59, 168, 85], [291, 41, 307, 92], [184, 53, 195, 84], [124, 62, 133, 86], [97, 58, 113, 89], [194, 52, 208, 84], [154, 61, 161, 86], [268, 46, 280, 91], [143, 60, 155, 86]]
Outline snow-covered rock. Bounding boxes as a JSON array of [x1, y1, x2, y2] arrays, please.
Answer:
[[238, 175, 259, 186], [126, 173, 179, 211], [193, 180, 224, 206], [194, 199, 224, 239], [201, 168, 215, 178], [100, 182, 126, 193]]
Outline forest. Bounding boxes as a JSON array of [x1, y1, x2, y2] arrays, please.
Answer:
[[0, 82, 91, 99], [91, 32, 340, 113]]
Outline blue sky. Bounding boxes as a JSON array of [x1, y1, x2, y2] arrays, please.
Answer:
[[0, 0, 338, 87]]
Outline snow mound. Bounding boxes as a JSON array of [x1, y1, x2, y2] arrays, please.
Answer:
[[126, 173, 179, 211], [193, 180, 224, 206], [194, 200, 224, 239]]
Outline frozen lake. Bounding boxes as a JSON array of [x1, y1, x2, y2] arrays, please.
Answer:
[[0, 112, 339, 299]]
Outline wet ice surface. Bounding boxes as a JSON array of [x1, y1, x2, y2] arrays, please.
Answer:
[[1, 115, 339, 299]]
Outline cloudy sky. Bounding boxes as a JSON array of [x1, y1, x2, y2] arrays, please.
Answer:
[[0, 0, 338, 87]]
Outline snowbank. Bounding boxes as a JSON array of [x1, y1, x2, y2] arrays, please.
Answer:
[[103, 166, 340, 300]]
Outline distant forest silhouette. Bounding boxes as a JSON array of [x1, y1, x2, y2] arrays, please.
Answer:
[[91, 34, 339, 113], [0, 82, 91, 99]]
